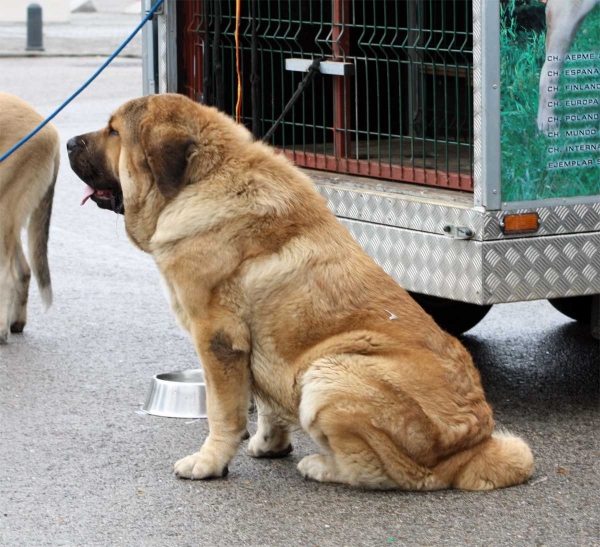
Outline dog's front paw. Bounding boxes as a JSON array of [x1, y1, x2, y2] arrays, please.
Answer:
[[173, 452, 229, 480], [248, 433, 293, 459]]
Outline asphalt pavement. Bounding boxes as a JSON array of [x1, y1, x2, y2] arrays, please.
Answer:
[[0, 54, 599, 547]]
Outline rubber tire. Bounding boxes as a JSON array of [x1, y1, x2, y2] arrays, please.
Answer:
[[409, 293, 493, 336], [548, 295, 593, 325]]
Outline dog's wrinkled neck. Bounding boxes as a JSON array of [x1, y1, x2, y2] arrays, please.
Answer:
[[124, 201, 161, 253]]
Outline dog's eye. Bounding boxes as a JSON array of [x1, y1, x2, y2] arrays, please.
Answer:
[[109, 128, 119, 137]]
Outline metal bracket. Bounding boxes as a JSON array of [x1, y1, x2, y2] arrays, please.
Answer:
[[285, 58, 355, 77], [145, 0, 164, 16], [442, 225, 475, 239]]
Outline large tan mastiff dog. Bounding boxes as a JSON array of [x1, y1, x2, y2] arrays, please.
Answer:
[[0, 93, 58, 344], [68, 93, 533, 490]]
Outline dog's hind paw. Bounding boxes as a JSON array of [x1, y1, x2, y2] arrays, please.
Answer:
[[174, 452, 229, 480], [248, 433, 293, 458], [10, 321, 25, 334], [297, 454, 338, 483]]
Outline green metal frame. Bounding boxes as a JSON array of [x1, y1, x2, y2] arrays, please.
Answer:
[[181, 0, 474, 191]]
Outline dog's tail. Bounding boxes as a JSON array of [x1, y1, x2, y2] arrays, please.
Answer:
[[433, 430, 534, 490], [28, 151, 58, 309], [357, 426, 533, 491]]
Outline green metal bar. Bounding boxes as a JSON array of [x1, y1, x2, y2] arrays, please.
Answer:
[[195, 0, 474, 187], [321, 0, 327, 156], [357, 0, 370, 162]]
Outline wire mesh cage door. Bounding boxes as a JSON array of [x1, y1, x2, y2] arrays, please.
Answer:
[[180, 0, 474, 191]]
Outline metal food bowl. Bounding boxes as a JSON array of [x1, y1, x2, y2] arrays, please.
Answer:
[[141, 369, 207, 419]]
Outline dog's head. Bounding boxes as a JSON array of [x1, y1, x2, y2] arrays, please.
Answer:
[[68, 94, 220, 218], [68, 93, 254, 240]]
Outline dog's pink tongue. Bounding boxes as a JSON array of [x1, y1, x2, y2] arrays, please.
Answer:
[[81, 185, 95, 206]]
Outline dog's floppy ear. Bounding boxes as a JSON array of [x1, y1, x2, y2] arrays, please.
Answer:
[[141, 126, 198, 198]]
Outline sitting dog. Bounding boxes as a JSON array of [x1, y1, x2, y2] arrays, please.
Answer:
[[537, 0, 600, 131], [0, 93, 58, 344], [68, 94, 534, 490]]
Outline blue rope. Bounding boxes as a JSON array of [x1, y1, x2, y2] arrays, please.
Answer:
[[0, 0, 164, 163]]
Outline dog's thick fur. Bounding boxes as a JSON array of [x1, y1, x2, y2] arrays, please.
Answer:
[[0, 92, 58, 344], [68, 93, 534, 490]]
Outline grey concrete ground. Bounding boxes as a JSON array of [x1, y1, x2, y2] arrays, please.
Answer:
[[0, 55, 599, 547], [0, 0, 142, 57]]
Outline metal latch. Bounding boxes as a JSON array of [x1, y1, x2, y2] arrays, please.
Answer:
[[442, 225, 474, 239], [286, 58, 355, 77]]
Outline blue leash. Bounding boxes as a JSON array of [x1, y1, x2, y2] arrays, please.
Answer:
[[0, 0, 164, 163]]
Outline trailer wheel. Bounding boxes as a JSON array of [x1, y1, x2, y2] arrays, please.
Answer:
[[409, 293, 493, 336], [548, 296, 593, 324]]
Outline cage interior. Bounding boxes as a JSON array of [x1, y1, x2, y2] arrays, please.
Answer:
[[179, 0, 474, 191]]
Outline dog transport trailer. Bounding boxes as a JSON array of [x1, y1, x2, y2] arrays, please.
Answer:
[[142, 0, 600, 336]]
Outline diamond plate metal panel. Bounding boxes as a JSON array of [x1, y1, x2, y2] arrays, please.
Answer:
[[316, 182, 600, 241], [472, 0, 483, 207], [341, 219, 599, 305], [319, 185, 485, 239], [340, 219, 484, 304], [483, 233, 600, 303], [157, 14, 168, 94], [486, 203, 600, 239]]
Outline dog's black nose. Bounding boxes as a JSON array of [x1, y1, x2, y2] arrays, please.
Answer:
[[66, 137, 79, 153]]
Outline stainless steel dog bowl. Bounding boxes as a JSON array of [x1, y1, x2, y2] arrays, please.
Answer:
[[141, 369, 207, 418]]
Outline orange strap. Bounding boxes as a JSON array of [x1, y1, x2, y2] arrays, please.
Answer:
[[235, 0, 242, 124]]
